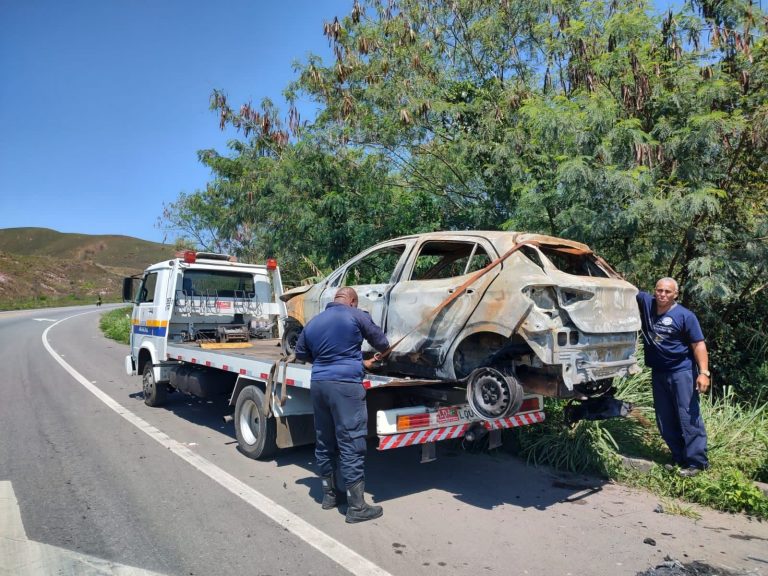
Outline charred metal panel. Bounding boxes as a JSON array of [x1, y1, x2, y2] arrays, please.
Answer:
[[546, 271, 641, 333]]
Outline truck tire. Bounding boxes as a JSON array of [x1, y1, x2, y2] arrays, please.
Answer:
[[143, 364, 167, 407], [234, 385, 277, 460], [281, 321, 302, 356]]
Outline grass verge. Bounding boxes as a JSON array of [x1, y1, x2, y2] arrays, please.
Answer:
[[510, 367, 768, 519], [100, 306, 132, 344]]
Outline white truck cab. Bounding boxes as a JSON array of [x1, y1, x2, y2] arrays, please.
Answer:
[[123, 251, 286, 388]]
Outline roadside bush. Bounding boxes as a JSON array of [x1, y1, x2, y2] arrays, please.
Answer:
[[703, 387, 768, 480], [100, 306, 132, 344], [509, 364, 768, 519]]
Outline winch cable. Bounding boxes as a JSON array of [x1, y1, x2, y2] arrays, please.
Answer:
[[376, 241, 536, 360]]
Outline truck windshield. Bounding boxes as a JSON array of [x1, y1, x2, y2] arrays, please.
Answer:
[[182, 270, 258, 298]]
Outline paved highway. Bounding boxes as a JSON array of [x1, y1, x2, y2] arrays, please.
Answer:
[[1, 306, 766, 576]]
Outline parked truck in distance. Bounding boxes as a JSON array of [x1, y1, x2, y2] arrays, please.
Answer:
[[122, 251, 545, 461]]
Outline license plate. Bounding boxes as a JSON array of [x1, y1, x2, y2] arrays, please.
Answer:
[[436, 407, 459, 424]]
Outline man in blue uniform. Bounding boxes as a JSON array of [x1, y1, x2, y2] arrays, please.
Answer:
[[295, 286, 390, 523], [637, 278, 711, 477]]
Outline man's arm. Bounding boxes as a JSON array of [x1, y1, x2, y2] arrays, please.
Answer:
[[357, 310, 390, 352], [294, 330, 313, 363], [691, 340, 710, 393]]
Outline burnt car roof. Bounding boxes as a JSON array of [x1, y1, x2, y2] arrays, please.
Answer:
[[386, 231, 593, 254]]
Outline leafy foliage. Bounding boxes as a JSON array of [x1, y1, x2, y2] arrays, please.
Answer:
[[99, 306, 133, 345], [160, 0, 768, 399]]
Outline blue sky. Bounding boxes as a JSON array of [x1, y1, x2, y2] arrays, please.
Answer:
[[0, 0, 351, 244]]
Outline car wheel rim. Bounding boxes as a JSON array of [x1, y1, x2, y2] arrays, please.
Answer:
[[467, 368, 512, 420]]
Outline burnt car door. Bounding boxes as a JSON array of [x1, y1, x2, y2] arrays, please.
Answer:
[[318, 241, 414, 351], [384, 237, 500, 374]]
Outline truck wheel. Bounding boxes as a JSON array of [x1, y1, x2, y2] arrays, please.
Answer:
[[281, 322, 303, 356], [235, 385, 277, 460], [143, 364, 167, 407]]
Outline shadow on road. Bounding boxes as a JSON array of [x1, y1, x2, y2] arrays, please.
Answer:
[[128, 389, 607, 512]]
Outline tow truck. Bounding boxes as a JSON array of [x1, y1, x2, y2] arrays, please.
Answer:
[[123, 251, 545, 461]]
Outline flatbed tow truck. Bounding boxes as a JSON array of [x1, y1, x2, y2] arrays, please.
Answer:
[[123, 251, 544, 462]]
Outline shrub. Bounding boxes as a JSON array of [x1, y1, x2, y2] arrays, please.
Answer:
[[509, 364, 768, 518], [99, 306, 132, 344]]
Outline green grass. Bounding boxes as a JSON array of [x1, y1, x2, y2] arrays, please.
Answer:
[[510, 366, 768, 518], [100, 306, 132, 344]]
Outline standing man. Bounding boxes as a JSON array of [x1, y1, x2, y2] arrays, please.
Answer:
[[295, 287, 390, 523], [637, 278, 710, 477]]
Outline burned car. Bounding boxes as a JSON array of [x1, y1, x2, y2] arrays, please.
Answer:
[[281, 231, 640, 420]]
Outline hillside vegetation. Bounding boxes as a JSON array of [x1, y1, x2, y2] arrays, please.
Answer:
[[0, 228, 175, 310]]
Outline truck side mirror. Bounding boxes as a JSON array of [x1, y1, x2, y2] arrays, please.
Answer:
[[122, 277, 137, 302]]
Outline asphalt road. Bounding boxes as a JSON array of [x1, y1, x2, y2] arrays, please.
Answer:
[[0, 305, 766, 576]]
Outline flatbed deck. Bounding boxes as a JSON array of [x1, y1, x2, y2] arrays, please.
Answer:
[[165, 338, 448, 390], [171, 338, 287, 362]]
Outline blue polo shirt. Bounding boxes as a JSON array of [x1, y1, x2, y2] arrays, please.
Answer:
[[636, 291, 705, 372], [294, 302, 390, 383]]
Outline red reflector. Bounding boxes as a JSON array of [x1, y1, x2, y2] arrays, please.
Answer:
[[396, 413, 431, 431], [182, 250, 196, 263], [266, 258, 278, 271], [240, 369, 247, 375], [260, 373, 269, 379], [519, 397, 540, 413]]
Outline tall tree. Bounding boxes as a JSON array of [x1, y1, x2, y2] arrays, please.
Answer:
[[162, 0, 767, 396]]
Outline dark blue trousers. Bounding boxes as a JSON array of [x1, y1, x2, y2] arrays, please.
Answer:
[[652, 369, 709, 469], [311, 380, 368, 489]]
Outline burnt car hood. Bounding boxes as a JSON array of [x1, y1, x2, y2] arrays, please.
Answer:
[[279, 284, 313, 302]]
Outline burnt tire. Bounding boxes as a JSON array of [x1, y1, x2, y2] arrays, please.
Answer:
[[281, 321, 303, 356], [143, 364, 167, 407], [234, 385, 277, 460]]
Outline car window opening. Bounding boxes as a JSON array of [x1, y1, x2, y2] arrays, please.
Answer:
[[342, 245, 406, 286], [539, 247, 609, 278], [410, 241, 492, 281]]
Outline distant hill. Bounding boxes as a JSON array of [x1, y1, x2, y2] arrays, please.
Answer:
[[0, 227, 177, 310]]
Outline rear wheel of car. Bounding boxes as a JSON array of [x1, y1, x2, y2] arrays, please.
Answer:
[[466, 367, 523, 421]]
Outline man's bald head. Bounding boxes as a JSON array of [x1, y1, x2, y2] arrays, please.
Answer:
[[334, 287, 359, 307]]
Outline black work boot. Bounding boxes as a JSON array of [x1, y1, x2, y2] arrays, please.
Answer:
[[321, 475, 340, 509], [345, 480, 383, 523]]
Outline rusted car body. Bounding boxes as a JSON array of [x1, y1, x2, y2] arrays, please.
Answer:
[[280, 231, 640, 404]]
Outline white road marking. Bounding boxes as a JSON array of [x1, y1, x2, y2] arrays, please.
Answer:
[[42, 312, 392, 576], [0, 481, 165, 576], [33, 318, 57, 322]]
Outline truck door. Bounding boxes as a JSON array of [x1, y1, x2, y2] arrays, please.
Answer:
[[385, 237, 500, 371], [132, 271, 163, 347]]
